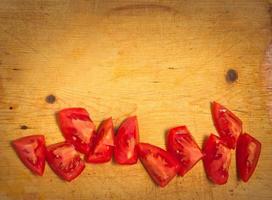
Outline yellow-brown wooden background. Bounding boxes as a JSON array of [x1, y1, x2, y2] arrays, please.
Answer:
[[0, 0, 272, 199]]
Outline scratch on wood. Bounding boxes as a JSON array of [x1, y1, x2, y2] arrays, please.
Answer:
[[217, 40, 242, 57], [108, 4, 179, 16], [267, 2, 272, 31], [114, 105, 138, 124], [262, 42, 272, 121], [3, 29, 38, 53], [268, 2, 272, 16], [201, 39, 243, 67], [0, 27, 49, 60], [232, 109, 248, 114], [93, 0, 99, 13]]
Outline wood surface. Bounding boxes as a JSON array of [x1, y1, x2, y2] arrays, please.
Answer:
[[0, 0, 272, 200]]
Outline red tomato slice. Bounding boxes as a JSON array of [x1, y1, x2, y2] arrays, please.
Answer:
[[86, 117, 115, 163], [211, 102, 242, 149], [167, 126, 203, 176], [137, 143, 179, 187], [12, 135, 46, 176], [203, 134, 231, 185], [46, 142, 85, 181], [58, 108, 96, 154], [236, 133, 261, 182], [114, 116, 139, 164]]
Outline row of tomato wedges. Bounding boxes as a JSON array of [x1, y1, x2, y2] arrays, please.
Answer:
[[12, 102, 261, 187]]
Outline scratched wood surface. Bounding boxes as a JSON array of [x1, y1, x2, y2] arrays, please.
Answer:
[[0, 0, 272, 200]]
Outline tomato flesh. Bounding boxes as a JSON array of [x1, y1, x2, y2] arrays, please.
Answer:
[[114, 116, 139, 164], [203, 134, 231, 185], [86, 117, 115, 163], [236, 133, 261, 182], [46, 142, 85, 181], [137, 143, 179, 187], [211, 102, 242, 149], [12, 135, 46, 176], [58, 108, 96, 154], [167, 126, 203, 176]]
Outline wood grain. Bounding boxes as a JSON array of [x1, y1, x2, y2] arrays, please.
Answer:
[[0, 0, 271, 200]]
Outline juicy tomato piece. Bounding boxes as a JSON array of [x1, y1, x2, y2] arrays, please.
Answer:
[[236, 133, 261, 182], [46, 142, 85, 181], [203, 134, 231, 185], [114, 116, 139, 164], [167, 126, 203, 176], [211, 102, 242, 149], [86, 117, 115, 163], [137, 143, 179, 187], [12, 135, 46, 176], [58, 108, 96, 154]]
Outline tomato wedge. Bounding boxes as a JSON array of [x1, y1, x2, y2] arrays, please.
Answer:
[[137, 143, 179, 187], [12, 135, 46, 176], [211, 102, 242, 149], [58, 108, 96, 154], [167, 126, 203, 176], [86, 117, 115, 163], [236, 133, 261, 182], [114, 116, 139, 164], [203, 134, 231, 185], [46, 142, 85, 181]]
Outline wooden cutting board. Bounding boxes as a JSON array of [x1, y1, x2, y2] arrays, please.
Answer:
[[0, 0, 272, 200]]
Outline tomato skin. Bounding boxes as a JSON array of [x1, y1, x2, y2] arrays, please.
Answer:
[[236, 133, 261, 182], [86, 117, 115, 163], [211, 102, 242, 149], [46, 142, 85, 182], [114, 116, 139, 165], [12, 135, 46, 176], [137, 143, 179, 187], [58, 108, 96, 154], [167, 126, 203, 176], [203, 134, 231, 185]]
